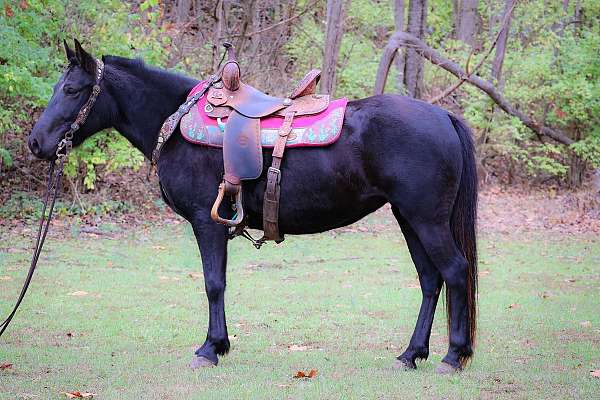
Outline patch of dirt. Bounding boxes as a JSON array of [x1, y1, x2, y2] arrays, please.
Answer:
[[478, 185, 600, 235], [1, 180, 598, 241]]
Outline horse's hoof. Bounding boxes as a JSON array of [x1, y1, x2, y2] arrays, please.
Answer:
[[190, 356, 216, 369], [435, 362, 460, 375], [393, 358, 416, 370]]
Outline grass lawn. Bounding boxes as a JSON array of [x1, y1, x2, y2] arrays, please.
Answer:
[[1, 210, 599, 399]]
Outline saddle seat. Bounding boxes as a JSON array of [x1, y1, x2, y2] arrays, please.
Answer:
[[206, 69, 327, 119]]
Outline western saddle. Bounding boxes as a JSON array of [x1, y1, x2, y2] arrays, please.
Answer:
[[153, 43, 327, 246]]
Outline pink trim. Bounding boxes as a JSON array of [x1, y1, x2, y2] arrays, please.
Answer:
[[182, 81, 347, 148]]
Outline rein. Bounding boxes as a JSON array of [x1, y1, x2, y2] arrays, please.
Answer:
[[0, 59, 104, 338]]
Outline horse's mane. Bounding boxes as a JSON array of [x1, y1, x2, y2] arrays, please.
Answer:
[[102, 55, 198, 91]]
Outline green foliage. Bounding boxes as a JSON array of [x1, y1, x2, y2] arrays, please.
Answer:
[[0, 0, 167, 188], [286, 0, 396, 98], [428, 0, 600, 183], [1, 0, 598, 189], [0, 190, 133, 220]]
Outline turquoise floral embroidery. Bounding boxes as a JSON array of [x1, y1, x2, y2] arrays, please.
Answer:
[[183, 104, 346, 147]]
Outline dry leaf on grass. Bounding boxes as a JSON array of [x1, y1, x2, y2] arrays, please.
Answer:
[[293, 369, 317, 379], [68, 291, 88, 297], [188, 272, 202, 280], [0, 276, 12, 281], [62, 391, 96, 398], [288, 344, 308, 352], [591, 370, 600, 379], [0, 362, 13, 370], [508, 303, 520, 309], [4, 4, 14, 17], [152, 245, 166, 250]]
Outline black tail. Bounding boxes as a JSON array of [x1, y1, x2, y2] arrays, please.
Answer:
[[447, 113, 478, 364]]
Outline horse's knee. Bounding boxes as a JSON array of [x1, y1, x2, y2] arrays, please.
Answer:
[[205, 277, 225, 301]]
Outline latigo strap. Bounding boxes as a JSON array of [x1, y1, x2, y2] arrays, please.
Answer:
[[262, 112, 295, 242]]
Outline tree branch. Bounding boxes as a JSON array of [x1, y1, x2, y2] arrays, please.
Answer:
[[428, 0, 517, 104], [220, 0, 318, 39], [373, 31, 574, 145]]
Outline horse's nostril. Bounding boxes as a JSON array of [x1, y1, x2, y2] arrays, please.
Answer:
[[28, 137, 41, 156]]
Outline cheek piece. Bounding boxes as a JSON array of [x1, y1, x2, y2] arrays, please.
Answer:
[[0, 58, 104, 338]]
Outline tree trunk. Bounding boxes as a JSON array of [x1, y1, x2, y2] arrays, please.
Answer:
[[394, 0, 405, 93], [321, 0, 347, 95], [177, 0, 191, 25], [212, 0, 225, 72], [403, 0, 427, 98], [457, 0, 479, 47], [491, 0, 514, 87], [452, 0, 460, 37]]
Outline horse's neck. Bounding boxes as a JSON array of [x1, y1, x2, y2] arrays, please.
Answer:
[[105, 60, 198, 159]]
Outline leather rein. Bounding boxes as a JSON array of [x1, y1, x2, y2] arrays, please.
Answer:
[[0, 59, 104, 338]]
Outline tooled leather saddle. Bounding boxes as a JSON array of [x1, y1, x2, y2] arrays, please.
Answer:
[[153, 44, 347, 246]]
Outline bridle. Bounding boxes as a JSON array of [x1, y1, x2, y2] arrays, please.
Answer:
[[0, 58, 105, 338]]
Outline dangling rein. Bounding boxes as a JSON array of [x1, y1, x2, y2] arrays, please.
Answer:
[[0, 59, 105, 338]]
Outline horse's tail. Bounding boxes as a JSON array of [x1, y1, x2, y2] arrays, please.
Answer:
[[447, 113, 478, 363]]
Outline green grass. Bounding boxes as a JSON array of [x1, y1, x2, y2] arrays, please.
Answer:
[[1, 212, 599, 399]]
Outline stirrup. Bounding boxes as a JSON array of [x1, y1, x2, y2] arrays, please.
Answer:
[[210, 182, 244, 227]]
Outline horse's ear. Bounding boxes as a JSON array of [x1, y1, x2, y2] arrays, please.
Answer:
[[73, 39, 97, 75], [64, 39, 75, 61]]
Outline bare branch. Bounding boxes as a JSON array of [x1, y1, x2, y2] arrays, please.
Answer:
[[374, 31, 574, 145], [429, 0, 517, 104], [220, 0, 318, 40]]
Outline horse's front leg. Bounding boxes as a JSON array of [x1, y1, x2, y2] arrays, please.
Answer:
[[189, 218, 230, 368]]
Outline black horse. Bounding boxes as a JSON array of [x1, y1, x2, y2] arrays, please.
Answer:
[[28, 41, 478, 373]]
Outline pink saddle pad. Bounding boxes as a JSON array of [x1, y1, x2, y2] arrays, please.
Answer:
[[180, 81, 347, 148]]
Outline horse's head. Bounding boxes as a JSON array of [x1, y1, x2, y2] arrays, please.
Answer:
[[29, 39, 108, 160]]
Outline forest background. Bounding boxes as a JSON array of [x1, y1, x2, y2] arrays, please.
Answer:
[[0, 0, 598, 220]]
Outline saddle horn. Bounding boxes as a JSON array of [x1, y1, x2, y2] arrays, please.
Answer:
[[221, 42, 240, 91]]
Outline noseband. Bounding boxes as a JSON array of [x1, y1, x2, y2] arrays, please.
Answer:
[[0, 58, 105, 338]]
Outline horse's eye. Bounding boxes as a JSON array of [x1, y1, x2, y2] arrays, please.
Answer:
[[63, 86, 78, 95]]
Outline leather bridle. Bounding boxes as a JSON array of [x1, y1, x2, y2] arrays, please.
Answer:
[[0, 58, 105, 338]]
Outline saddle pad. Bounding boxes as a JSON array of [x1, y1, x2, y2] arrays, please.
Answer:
[[180, 81, 348, 148]]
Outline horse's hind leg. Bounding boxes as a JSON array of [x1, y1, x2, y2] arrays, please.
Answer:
[[392, 206, 443, 369], [409, 220, 473, 372]]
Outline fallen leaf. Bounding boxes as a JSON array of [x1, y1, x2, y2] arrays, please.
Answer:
[[0, 362, 13, 370], [479, 269, 491, 277], [63, 392, 96, 399], [591, 370, 600, 379], [188, 272, 202, 280], [293, 369, 317, 379], [288, 344, 308, 352], [152, 245, 166, 250], [0, 276, 12, 281], [68, 291, 88, 297], [508, 303, 520, 309], [19, 0, 28, 10], [4, 4, 14, 17]]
